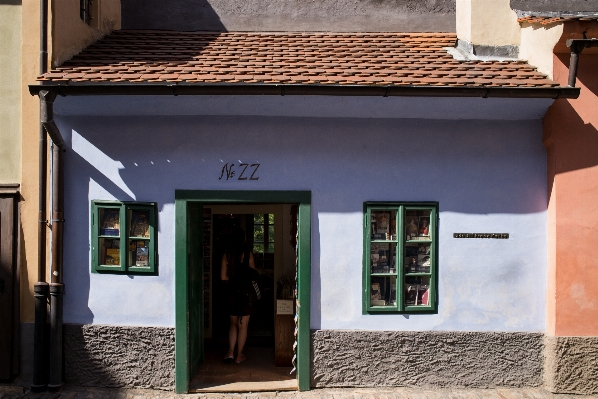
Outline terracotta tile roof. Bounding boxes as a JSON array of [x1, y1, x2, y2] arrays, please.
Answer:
[[38, 30, 560, 88], [518, 16, 598, 25]]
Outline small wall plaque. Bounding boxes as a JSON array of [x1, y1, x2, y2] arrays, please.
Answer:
[[276, 299, 294, 315], [453, 233, 509, 239]]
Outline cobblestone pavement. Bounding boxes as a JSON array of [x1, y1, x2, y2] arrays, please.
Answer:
[[1, 386, 597, 399]]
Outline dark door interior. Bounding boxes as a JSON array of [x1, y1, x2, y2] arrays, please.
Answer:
[[187, 202, 203, 377], [211, 213, 275, 347]]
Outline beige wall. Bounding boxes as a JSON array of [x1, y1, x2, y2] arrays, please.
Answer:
[[457, 0, 521, 46], [19, 0, 121, 322], [51, 0, 120, 67], [21, 0, 42, 322], [0, 3, 22, 184], [519, 23, 564, 79]]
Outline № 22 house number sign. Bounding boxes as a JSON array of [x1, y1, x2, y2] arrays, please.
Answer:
[[219, 162, 260, 181]]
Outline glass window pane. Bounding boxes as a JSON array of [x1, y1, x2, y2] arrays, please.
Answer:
[[129, 209, 150, 238], [405, 245, 431, 273], [253, 244, 264, 253], [254, 214, 264, 224], [267, 243, 274, 253], [129, 239, 150, 267], [99, 208, 120, 237], [267, 225, 275, 241], [268, 214, 274, 224], [371, 276, 396, 307], [370, 243, 396, 274], [254, 225, 264, 242], [370, 209, 397, 240], [100, 238, 120, 266], [405, 209, 431, 241], [405, 276, 430, 306]]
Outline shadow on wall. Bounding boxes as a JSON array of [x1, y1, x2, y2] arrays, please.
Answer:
[[120, 0, 457, 32], [544, 53, 598, 199], [121, 0, 226, 31]]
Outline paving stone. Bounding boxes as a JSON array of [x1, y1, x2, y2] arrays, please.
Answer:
[[2, 387, 598, 399]]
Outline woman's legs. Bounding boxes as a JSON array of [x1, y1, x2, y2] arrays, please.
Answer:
[[235, 315, 250, 362], [226, 315, 239, 358]]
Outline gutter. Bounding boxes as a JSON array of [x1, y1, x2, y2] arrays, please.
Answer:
[[38, 90, 66, 393], [566, 38, 598, 87], [40, 90, 66, 392], [29, 82, 580, 99]]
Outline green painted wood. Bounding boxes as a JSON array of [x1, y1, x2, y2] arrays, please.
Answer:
[[364, 202, 438, 314], [175, 190, 311, 203], [91, 201, 157, 274], [126, 204, 156, 273], [362, 206, 370, 314], [297, 201, 311, 391], [397, 205, 405, 311], [91, 202, 125, 273], [174, 190, 311, 392], [174, 198, 189, 394]]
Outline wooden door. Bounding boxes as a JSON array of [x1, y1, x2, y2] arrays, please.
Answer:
[[0, 194, 19, 380]]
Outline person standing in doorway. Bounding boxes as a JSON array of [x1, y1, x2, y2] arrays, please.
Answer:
[[221, 227, 256, 364]]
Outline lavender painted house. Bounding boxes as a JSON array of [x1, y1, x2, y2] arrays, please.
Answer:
[[28, 4, 585, 393]]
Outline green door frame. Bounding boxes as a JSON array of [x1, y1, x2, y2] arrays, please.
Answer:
[[174, 190, 311, 393]]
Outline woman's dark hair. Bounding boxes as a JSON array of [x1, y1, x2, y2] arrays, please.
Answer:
[[226, 227, 247, 278]]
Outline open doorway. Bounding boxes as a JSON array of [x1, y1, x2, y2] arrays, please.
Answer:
[[190, 204, 298, 392], [174, 190, 311, 394]]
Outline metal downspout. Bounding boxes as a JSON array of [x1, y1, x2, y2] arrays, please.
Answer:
[[32, 0, 49, 392], [567, 38, 598, 87], [38, 90, 66, 392]]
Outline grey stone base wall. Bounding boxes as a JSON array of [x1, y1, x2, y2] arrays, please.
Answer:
[[311, 330, 544, 388], [544, 335, 598, 395], [64, 324, 175, 390]]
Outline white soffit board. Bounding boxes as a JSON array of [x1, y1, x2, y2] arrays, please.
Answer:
[[54, 95, 553, 120]]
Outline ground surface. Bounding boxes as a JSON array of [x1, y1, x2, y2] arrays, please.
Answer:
[[1, 386, 598, 399]]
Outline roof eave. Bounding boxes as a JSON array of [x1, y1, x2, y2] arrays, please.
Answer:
[[28, 82, 580, 99]]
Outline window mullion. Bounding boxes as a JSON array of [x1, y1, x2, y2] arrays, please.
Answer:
[[397, 205, 405, 312], [120, 205, 128, 272]]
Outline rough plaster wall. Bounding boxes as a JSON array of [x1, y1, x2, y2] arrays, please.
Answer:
[[121, 0, 456, 32], [511, 0, 598, 12], [311, 330, 544, 388], [544, 336, 598, 395], [64, 324, 174, 389]]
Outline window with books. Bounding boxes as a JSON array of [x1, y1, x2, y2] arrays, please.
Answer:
[[364, 202, 438, 313], [91, 201, 157, 274]]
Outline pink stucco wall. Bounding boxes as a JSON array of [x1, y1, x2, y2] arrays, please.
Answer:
[[544, 21, 598, 336]]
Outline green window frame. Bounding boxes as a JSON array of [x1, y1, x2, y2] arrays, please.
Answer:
[[91, 200, 157, 274], [363, 202, 438, 314]]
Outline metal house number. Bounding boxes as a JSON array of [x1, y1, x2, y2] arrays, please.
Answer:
[[219, 162, 260, 181]]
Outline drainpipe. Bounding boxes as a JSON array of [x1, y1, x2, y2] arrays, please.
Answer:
[[566, 38, 598, 87], [32, 0, 50, 392], [39, 90, 66, 392]]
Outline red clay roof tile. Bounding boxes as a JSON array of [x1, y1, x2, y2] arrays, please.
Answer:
[[38, 30, 564, 89]]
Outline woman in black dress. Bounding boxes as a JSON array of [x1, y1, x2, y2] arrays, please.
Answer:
[[220, 228, 256, 364]]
